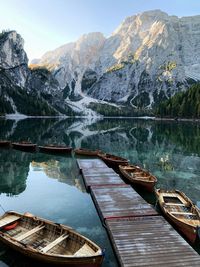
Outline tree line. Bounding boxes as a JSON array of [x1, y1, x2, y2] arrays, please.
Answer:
[[155, 83, 200, 118]]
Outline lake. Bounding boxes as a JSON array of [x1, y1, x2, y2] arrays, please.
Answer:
[[0, 117, 200, 266]]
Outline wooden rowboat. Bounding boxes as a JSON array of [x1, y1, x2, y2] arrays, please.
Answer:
[[12, 141, 37, 152], [119, 164, 157, 192], [38, 145, 72, 154], [98, 153, 128, 168], [74, 148, 101, 156], [0, 140, 11, 148], [155, 189, 200, 244], [0, 211, 104, 266]]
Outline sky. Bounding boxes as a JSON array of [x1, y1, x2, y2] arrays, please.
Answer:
[[0, 0, 200, 61]]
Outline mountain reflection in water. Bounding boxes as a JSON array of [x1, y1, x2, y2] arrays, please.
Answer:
[[0, 117, 200, 201]]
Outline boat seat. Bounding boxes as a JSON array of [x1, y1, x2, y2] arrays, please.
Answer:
[[165, 203, 185, 206], [16, 225, 45, 241], [0, 215, 20, 228], [74, 243, 94, 256], [40, 234, 69, 253], [135, 176, 150, 179], [171, 211, 194, 216]]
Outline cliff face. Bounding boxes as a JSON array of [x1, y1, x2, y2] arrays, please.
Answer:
[[0, 31, 28, 88], [0, 31, 65, 115], [1, 10, 200, 116], [34, 10, 200, 113], [33, 32, 106, 98]]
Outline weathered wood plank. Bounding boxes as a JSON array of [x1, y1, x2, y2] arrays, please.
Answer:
[[165, 203, 185, 206], [16, 225, 45, 241], [77, 159, 107, 171], [82, 167, 116, 175], [74, 243, 95, 256], [106, 216, 200, 267], [41, 234, 69, 253], [91, 186, 158, 220], [171, 211, 194, 215], [82, 173, 126, 189]]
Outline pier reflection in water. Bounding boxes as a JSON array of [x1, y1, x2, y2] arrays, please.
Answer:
[[0, 117, 200, 265]]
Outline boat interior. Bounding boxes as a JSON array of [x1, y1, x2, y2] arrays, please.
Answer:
[[0, 214, 99, 257], [162, 194, 200, 223], [127, 169, 155, 181]]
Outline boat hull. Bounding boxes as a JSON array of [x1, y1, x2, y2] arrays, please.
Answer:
[[0, 141, 11, 148], [164, 210, 197, 244], [12, 143, 37, 152], [0, 240, 103, 267], [74, 149, 100, 156], [39, 146, 72, 154], [98, 153, 128, 169], [0, 237, 103, 266]]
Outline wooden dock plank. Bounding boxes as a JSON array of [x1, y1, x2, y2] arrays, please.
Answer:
[[77, 159, 107, 171], [106, 216, 200, 267], [82, 173, 126, 189], [91, 186, 158, 220], [82, 167, 117, 175]]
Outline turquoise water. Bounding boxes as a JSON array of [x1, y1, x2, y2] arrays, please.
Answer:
[[0, 117, 200, 266]]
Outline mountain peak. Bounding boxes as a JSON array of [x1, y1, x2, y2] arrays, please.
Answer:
[[76, 32, 105, 50], [0, 30, 28, 69], [78, 32, 105, 41], [138, 9, 169, 17]]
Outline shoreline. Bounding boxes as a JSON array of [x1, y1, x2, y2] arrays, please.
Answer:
[[1, 114, 200, 123], [154, 117, 200, 123]]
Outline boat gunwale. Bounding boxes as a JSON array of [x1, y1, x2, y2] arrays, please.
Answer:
[[98, 153, 128, 164], [38, 145, 72, 152], [12, 142, 37, 147], [74, 148, 101, 156]]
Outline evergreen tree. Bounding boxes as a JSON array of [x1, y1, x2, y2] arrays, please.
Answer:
[[155, 83, 200, 118]]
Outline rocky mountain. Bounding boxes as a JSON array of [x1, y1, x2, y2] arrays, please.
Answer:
[[33, 10, 200, 115], [0, 31, 74, 116], [1, 10, 200, 116]]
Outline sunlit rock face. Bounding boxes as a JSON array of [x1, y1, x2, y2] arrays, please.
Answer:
[[34, 10, 200, 110], [34, 32, 105, 97], [0, 31, 28, 69], [0, 31, 28, 88], [0, 31, 62, 115]]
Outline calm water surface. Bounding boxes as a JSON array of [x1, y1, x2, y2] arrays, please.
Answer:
[[0, 117, 200, 266]]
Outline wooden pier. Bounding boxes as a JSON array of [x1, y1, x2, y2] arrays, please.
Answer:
[[77, 159, 200, 266]]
